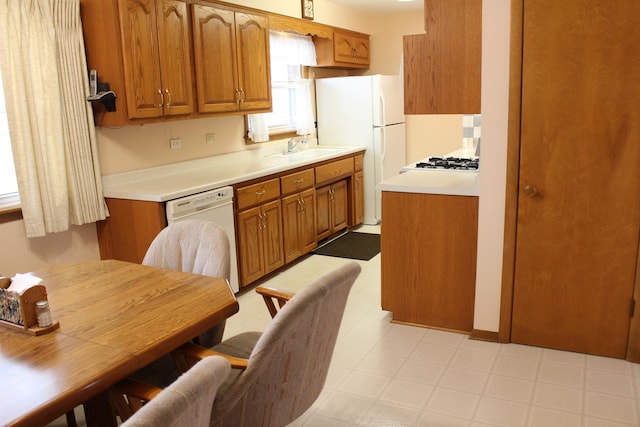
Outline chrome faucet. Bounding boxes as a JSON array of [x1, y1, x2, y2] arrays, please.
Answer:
[[287, 135, 307, 153]]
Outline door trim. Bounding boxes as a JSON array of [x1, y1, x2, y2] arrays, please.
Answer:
[[499, 0, 640, 362], [498, 0, 523, 345]]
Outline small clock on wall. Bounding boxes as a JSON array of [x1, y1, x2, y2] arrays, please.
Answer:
[[302, 0, 314, 20]]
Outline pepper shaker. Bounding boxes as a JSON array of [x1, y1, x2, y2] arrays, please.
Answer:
[[35, 300, 53, 327]]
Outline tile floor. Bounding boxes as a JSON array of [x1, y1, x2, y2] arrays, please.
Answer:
[[53, 225, 640, 426], [226, 225, 640, 427]]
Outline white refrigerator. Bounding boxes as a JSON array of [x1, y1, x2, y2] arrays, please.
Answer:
[[316, 75, 406, 225]]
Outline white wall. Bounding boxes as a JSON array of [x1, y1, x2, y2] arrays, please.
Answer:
[[0, 220, 100, 277], [473, 0, 511, 332]]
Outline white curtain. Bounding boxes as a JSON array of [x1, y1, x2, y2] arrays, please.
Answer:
[[247, 114, 269, 143], [295, 79, 315, 135], [269, 31, 317, 67], [0, 0, 107, 237], [248, 31, 317, 141]]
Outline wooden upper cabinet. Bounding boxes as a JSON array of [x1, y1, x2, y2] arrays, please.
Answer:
[[191, 4, 238, 113], [315, 29, 370, 69], [403, 0, 481, 114], [118, 0, 194, 119], [235, 12, 271, 111], [191, 3, 271, 114], [332, 30, 370, 66]]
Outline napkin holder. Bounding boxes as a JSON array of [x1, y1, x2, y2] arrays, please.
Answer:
[[0, 284, 60, 335]]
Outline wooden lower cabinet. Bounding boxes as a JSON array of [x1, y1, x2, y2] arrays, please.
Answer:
[[96, 198, 167, 263], [381, 191, 478, 332], [236, 199, 284, 286], [316, 180, 348, 240], [282, 188, 317, 264]]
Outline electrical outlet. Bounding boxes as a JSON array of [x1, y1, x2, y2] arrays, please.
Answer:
[[206, 133, 216, 144], [170, 138, 182, 149]]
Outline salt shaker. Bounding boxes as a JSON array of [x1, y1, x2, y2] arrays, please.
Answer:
[[35, 300, 53, 327]]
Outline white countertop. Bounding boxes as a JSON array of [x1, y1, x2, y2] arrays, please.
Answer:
[[377, 170, 479, 196], [101, 144, 365, 202]]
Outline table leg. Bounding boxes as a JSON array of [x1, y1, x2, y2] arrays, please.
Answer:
[[83, 392, 118, 427]]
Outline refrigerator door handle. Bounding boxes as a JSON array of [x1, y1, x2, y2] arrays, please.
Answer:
[[379, 127, 386, 161], [377, 90, 387, 126]]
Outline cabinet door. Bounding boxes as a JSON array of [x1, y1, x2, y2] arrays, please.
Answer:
[[237, 206, 263, 286], [353, 170, 365, 225], [261, 199, 284, 275], [282, 194, 302, 263], [191, 4, 239, 113], [316, 185, 331, 240], [118, 0, 163, 119], [333, 30, 370, 66], [331, 180, 348, 232], [156, 0, 193, 116], [235, 11, 271, 111], [299, 188, 317, 255]]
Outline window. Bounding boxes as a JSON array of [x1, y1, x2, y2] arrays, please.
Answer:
[[266, 63, 303, 134], [247, 31, 316, 143], [0, 66, 19, 208]]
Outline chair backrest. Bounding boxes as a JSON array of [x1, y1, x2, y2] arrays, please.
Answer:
[[211, 261, 361, 427], [121, 356, 231, 427], [143, 219, 230, 347], [143, 219, 230, 281]]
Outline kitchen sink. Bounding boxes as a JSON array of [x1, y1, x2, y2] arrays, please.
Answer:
[[267, 147, 348, 159]]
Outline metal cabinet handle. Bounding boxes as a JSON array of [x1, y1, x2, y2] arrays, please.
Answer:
[[165, 88, 171, 107], [158, 89, 164, 108], [255, 190, 266, 197]]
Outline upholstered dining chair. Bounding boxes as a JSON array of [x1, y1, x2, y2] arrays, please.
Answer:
[[174, 261, 362, 427], [127, 219, 233, 388], [111, 355, 231, 427], [143, 219, 232, 348]]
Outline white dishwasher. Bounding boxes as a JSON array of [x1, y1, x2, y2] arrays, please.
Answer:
[[165, 186, 238, 293]]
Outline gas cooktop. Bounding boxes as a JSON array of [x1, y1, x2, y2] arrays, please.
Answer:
[[412, 156, 479, 171]]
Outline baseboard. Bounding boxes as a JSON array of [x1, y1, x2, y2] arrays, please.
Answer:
[[470, 329, 499, 342]]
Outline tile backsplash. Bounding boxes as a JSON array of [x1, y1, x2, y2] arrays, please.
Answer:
[[462, 114, 482, 139]]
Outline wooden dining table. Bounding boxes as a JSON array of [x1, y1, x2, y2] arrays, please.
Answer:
[[0, 259, 239, 427]]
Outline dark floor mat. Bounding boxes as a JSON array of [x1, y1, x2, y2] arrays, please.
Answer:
[[313, 232, 380, 261]]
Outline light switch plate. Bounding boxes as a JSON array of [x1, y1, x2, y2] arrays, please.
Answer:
[[170, 138, 182, 149]]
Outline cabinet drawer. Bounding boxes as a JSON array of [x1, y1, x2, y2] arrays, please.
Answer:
[[236, 178, 280, 210], [354, 153, 364, 171], [315, 158, 354, 185], [281, 169, 315, 195]]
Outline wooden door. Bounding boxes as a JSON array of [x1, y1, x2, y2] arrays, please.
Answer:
[[156, 0, 193, 116], [235, 11, 271, 111], [118, 0, 163, 119], [511, 0, 640, 358], [191, 4, 239, 113]]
